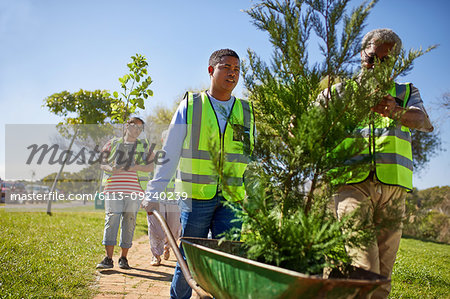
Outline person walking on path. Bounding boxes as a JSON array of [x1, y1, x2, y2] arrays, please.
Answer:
[[146, 130, 181, 267], [96, 117, 154, 270], [323, 29, 434, 299], [142, 48, 255, 299], [146, 200, 181, 266]]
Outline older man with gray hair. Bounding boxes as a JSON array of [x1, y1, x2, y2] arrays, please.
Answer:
[[333, 28, 433, 299]]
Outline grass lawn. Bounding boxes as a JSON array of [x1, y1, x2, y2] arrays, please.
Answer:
[[0, 207, 149, 298], [390, 237, 450, 298], [0, 206, 448, 298]]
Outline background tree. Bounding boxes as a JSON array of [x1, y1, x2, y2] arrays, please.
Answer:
[[145, 87, 207, 148], [411, 130, 441, 171], [410, 90, 448, 172], [41, 164, 101, 196], [404, 186, 450, 243], [220, 0, 436, 275], [440, 91, 450, 111], [145, 100, 180, 148]]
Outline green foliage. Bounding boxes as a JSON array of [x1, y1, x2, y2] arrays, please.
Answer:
[[40, 164, 102, 195], [390, 238, 450, 298], [411, 129, 442, 171], [228, 0, 437, 275], [44, 89, 114, 125], [111, 54, 153, 123], [417, 212, 449, 242], [228, 197, 374, 275], [404, 186, 450, 243]]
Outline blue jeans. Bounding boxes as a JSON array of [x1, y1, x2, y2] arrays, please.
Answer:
[[170, 194, 242, 299], [102, 194, 141, 248]]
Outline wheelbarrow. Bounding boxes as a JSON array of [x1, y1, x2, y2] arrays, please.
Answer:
[[151, 210, 389, 299]]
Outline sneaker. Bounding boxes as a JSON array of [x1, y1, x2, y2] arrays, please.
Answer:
[[118, 256, 131, 269], [163, 247, 170, 260], [150, 255, 161, 266], [96, 256, 113, 269]]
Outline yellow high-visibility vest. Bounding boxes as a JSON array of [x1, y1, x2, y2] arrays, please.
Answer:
[[102, 137, 151, 190], [176, 92, 255, 201], [336, 82, 413, 190]]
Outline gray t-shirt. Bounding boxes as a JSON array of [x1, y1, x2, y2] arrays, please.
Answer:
[[207, 91, 236, 133]]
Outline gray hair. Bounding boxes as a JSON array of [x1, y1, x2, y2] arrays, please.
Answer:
[[362, 28, 402, 56]]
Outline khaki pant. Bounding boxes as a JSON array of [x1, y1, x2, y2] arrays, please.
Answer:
[[335, 178, 406, 299]]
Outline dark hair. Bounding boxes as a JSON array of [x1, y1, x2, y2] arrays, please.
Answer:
[[128, 116, 145, 125], [209, 49, 240, 68]]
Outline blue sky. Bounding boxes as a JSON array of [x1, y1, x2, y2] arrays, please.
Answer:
[[0, 0, 449, 190]]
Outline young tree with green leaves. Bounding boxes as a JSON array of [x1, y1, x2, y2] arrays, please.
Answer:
[[111, 54, 154, 123]]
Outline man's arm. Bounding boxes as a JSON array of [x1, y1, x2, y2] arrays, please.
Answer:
[[143, 100, 187, 210], [371, 85, 434, 132], [395, 105, 428, 130], [371, 95, 427, 129]]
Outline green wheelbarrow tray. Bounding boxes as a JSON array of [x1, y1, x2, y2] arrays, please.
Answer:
[[151, 210, 388, 298], [181, 237, 389, 299]]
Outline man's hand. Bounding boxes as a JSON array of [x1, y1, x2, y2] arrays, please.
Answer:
[[371, 94, 430, 130], [371, 95, 399, 118]]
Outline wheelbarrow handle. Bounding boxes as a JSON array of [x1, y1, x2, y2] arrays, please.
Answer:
[[151, 209, 213, 299]]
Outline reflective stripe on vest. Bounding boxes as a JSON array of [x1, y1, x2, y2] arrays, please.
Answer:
[[102, 138, 151, 190], [176, 92, 254, 201], [342, 82, 413, 190]]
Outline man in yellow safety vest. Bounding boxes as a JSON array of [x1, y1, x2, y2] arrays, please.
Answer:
[[325, 29, 434, 299], [142, 49, 255, 299]]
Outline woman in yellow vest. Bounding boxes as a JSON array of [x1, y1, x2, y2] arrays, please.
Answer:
[[96, 117, 154, 270], [142, 49, 255, 299], [327, 29, 433, 299]]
